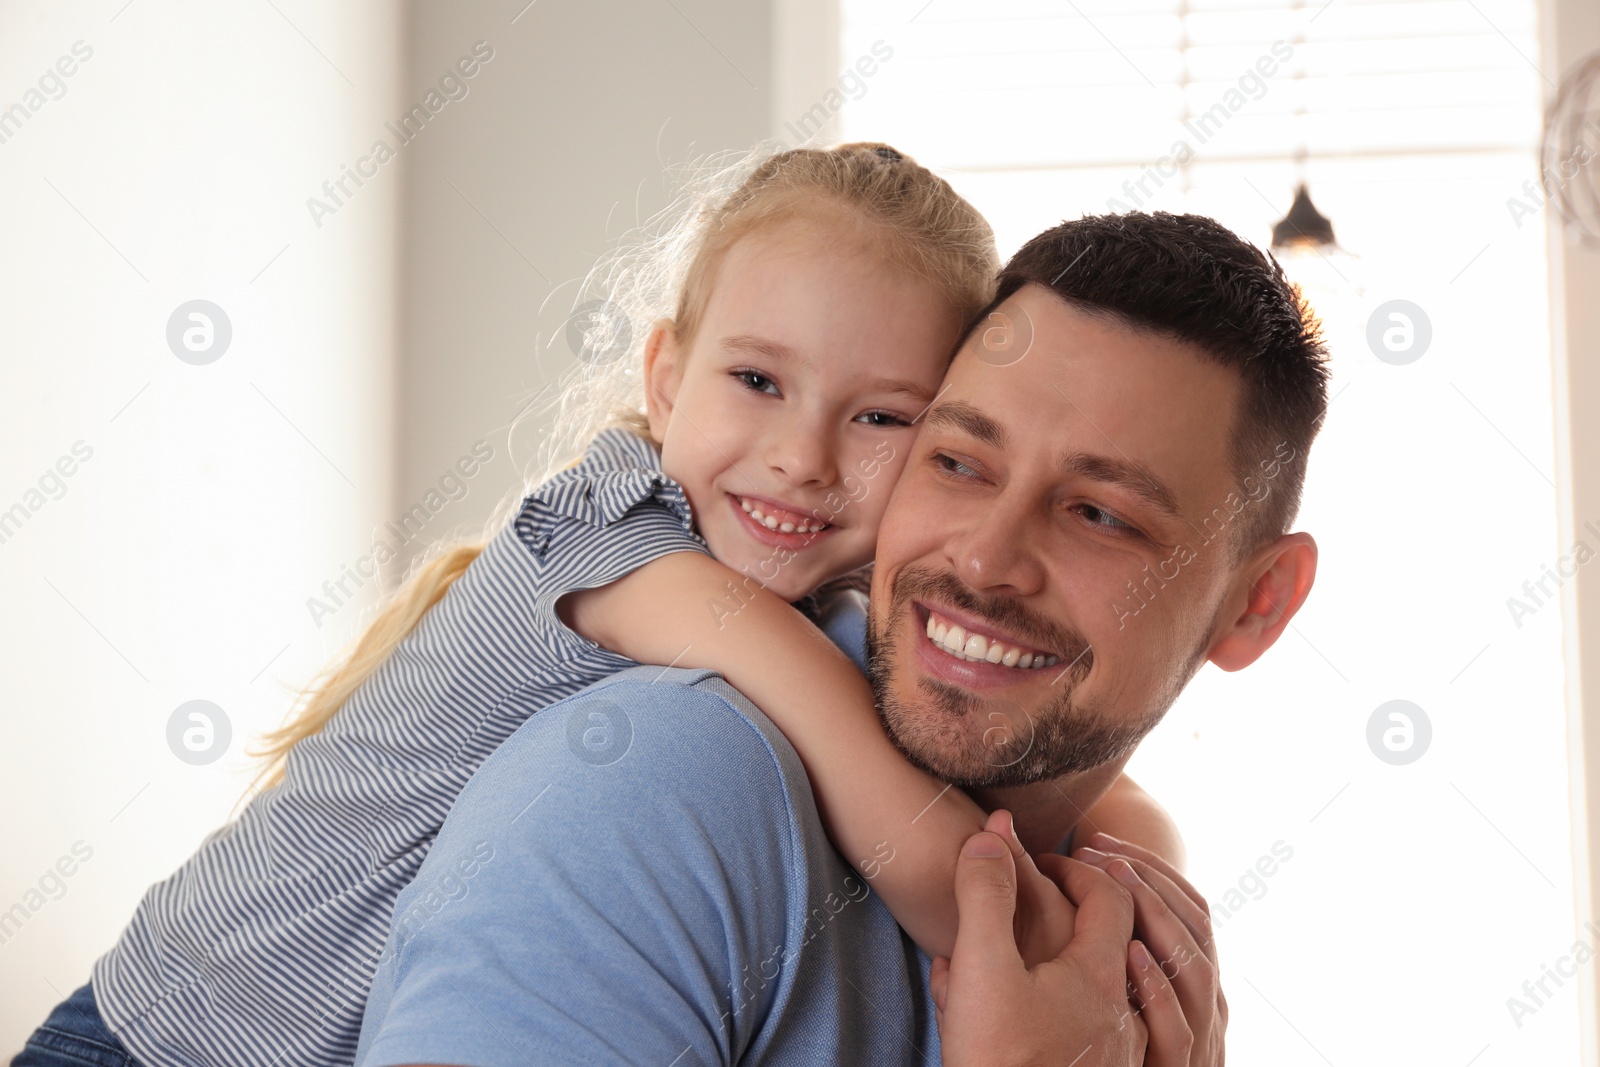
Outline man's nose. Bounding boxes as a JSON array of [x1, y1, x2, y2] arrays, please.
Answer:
[[764, 419, 837, 489], [946, 493, 1047, 598]]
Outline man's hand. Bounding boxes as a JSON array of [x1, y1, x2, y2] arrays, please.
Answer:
[[930, 815, 1147, 1067], [1066, 832, 1227, 1067]]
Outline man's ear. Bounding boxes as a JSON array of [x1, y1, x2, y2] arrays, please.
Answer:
[[642, 319, 682, 443], [1207, 532, 1317, 672]]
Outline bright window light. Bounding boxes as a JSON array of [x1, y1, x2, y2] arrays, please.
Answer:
[[841, 2, 1574, 1063]]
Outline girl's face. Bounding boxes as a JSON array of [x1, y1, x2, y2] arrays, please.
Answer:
[[646, 217, 965, 602]]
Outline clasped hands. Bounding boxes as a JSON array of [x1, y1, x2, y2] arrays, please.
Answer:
[[929, 811, 1227, 1067]]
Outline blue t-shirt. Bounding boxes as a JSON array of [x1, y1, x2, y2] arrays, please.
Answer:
[[353, 661, 942, 1065]]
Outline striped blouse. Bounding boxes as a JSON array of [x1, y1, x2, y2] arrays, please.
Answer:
[[92, 427, 710, 1067]]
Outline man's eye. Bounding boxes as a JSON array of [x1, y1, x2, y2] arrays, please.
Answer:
[[1078, 503, 1136, 533], [934, 453, 979, 478], [855, 410, 910, 428], [733, 370, 780, 396]]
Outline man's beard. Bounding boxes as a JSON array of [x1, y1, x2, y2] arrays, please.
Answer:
[[866, 565, 1168, 789]]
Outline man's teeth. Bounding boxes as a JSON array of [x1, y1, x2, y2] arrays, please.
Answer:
[[924, 612, 1059, 669], [739, 497, 827, 534]]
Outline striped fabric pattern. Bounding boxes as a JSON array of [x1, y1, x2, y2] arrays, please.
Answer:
[[91, 427, 708, 1067]]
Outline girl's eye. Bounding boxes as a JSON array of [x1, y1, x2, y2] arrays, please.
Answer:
[[733, 370, 780, 396], [1077, 503, 1136, 534], [855, 410, 910, 428]]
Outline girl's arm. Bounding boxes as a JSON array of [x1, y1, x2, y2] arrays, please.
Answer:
[[1076, 773, 1187, 873], [562, 551, 1010, 962]]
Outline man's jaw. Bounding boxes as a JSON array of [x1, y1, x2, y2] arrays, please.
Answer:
[[866, 571, 1160, 792]]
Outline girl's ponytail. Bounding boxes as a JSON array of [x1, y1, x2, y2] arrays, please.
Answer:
[[248, 543, 483, 791]]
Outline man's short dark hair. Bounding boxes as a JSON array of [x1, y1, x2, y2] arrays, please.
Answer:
[[977, 211, 1329, 557]]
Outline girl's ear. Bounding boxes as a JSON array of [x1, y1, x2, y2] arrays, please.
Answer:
[[643, 319, 682, 443]]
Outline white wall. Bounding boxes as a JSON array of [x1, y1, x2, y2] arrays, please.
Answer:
[[0, 0, 775, 1051], [1543, 0, 1600, 1059], [0, 0, 405, 1045], [390, 0, 773, 573]]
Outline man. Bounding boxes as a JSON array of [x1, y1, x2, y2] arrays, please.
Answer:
[[353, 211, 1326, 1066]]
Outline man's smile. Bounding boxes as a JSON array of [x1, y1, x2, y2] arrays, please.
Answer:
[[909, 600, 1069, 692], [920, 602, 1060, 668]]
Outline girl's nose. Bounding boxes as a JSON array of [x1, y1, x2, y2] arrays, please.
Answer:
[[765, 424, 837, 489]]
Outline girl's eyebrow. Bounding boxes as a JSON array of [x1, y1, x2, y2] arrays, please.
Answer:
[[874, 379, 939, 405], [720, 334, 936, 405], [721, 334, 800, 364]]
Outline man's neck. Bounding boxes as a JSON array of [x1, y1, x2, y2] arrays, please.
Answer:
[[967, 757, 1129, 856]]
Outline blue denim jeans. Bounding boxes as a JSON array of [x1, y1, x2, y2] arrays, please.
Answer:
[[12, 983, 138, 1067]]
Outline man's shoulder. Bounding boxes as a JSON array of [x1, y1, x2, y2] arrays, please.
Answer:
[[431, 665, 826, 912], [356, 665, 943, 1066], [458, 664, 814, 822], [408, 666, 822, 929]]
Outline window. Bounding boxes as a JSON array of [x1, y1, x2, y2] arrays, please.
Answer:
[[837, 1, 1573, 1060]]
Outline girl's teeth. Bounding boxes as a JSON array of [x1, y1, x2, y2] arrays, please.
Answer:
[[740, 498, 826, 534]]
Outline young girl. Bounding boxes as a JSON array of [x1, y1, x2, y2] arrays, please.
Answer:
[[28, 143, 1178, 1067]]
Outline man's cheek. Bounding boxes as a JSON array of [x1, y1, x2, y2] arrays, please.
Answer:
[[861, 447, 909, 497], [870, 523, 918, 585], [854, 486, 897, 548], [890, 511, 946, 566], [875, 481, 940, 560]]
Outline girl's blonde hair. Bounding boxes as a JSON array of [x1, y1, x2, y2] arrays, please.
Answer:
[[249, 141, 998, 791]]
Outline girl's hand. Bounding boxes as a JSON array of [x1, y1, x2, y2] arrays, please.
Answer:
[[1072, 832, 1227, 1067], [980, 809, 1079, 968]]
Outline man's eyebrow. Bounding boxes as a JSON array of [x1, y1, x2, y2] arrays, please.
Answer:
[[1060, 451, 1183, 520], [923, 401, 1008, 448], [926, 400, 1184, 519]]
